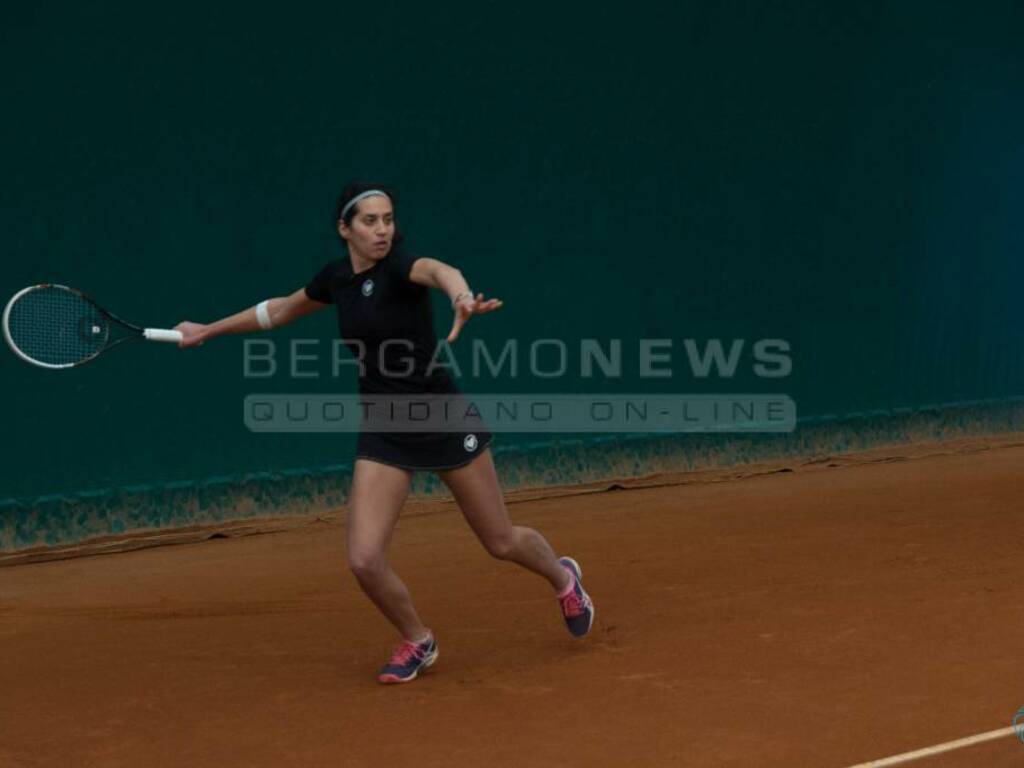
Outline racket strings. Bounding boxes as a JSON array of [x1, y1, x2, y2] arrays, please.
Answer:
[[6, 287, 109, 366]]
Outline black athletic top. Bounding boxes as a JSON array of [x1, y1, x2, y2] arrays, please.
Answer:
[[305, 247, 457, 395]]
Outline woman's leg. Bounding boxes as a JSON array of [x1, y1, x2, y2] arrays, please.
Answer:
[[346, 458, 429, 642], [436, 448, 570, 592]]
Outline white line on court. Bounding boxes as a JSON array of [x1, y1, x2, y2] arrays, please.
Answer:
[[842, 726, 1018, 767]]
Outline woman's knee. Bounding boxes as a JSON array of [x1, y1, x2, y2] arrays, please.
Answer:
[[481, 529, 519, 560], [348, 548, 387, 581]]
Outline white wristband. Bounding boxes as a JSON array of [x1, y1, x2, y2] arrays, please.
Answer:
[[452, 291, 474, 308], [255, 300, 273, 330]]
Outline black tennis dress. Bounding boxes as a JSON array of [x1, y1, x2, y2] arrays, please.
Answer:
[[305, 246, 492, 471]]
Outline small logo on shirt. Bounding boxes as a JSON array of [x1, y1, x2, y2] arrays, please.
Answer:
[[361, 279, 374, 297], [463, 434, 479, 452]]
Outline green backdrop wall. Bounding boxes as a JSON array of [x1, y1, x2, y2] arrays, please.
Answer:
[[2, 2, 1022, 545]]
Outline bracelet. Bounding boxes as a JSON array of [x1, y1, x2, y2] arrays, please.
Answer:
[[255, 299, 274, 330], [452, 291, 474, 308]]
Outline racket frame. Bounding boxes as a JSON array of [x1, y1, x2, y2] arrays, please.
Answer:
[[2, 283, 181, 369]]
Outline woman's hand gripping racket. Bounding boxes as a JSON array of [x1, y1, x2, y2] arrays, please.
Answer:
[[2, 284, 183, 369]]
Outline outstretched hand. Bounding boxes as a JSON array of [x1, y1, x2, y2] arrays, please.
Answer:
[[447, 293, 503, 343], [173, 321, 209, 348]]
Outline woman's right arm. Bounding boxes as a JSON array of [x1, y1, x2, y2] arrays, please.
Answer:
[[174, 288, 329, 348]]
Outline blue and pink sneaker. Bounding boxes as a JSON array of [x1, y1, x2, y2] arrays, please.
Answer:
[[557, 557, 594, 637], [377, 632, 439, 684]]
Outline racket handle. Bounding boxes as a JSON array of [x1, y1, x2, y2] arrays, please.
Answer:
[[143, 328, 184, 343]]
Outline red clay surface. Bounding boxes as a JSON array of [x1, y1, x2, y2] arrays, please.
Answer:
[[2, 437, 1023, 767]]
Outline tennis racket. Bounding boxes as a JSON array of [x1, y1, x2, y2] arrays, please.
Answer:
[[2, 284, 183, 369]]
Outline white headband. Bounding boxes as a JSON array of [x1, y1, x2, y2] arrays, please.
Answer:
[[340, 189, 390, 220]]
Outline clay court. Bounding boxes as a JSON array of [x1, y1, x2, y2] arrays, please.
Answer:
[[3, 436, 1022, 767]]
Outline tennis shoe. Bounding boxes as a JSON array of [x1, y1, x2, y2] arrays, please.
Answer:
[[377, 632, 438, 684], [558, 557, 594, 637]]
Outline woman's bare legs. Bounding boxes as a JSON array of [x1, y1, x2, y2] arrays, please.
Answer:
[[346, 458, 430, 642], [437, 448, 571, 592]]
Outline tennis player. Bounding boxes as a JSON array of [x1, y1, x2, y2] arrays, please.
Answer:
[[174, 183, 594, 683]]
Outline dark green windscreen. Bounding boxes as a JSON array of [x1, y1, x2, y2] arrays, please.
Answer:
[[1, 2, 1022, 507]]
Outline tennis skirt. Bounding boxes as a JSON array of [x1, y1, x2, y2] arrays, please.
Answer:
[[356, 428, 494, 471]]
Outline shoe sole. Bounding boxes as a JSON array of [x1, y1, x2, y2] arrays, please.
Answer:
[[559, 557, 595, 636], [378, 647, 439, 685]]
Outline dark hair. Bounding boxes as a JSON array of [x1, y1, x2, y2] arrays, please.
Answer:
[[335, 182, 404, 246]]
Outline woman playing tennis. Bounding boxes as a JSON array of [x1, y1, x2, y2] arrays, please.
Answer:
[[174, 183, 594, 684]]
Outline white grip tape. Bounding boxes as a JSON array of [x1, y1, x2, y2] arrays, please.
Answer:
[[143, 328, 184, 343], [256, 299, 273, 330]]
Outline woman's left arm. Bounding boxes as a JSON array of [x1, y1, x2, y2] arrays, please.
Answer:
[[409, 257, 504, 343]]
